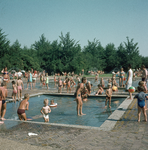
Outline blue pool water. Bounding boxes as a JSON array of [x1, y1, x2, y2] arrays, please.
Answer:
[[5, 95, 125, 127]]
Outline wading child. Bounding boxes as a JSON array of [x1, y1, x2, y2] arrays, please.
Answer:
[[134, 86, 148, 122], [17, 93, 29, 121], [12, 81, 17, 103], [95, 74, 98, 82], [17, 77, 24, 100], [105, 83, 112, 108], [40, 99, 51, 122], [96, 84, 104, 95]]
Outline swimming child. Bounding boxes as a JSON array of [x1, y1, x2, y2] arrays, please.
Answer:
[[134, 86, 148, 122], [50, 99, 57, 106], [100, 78, 105, 88], [12, 81, 17, 103], [105, 83, 112, 108], [17, 93, 30, 121], [40, 99, 51, 122], [95, 84, 104, 95], [17, 77, 24, 100]]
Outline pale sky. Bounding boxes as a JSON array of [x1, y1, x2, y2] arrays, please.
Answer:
[[0, 0, 148, 56]]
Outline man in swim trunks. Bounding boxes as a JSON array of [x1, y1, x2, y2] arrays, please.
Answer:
[[134, 86, 148, 122], [17, 93, 30, 121], [0, 82, 8, 121], [141, 65, 147, 83], [75, 77, 87, 116], [0, 83, 6, 122]]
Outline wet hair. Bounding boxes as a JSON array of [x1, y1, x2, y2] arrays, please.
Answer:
[[98, 84, 101, 87], [44, 99, 48, 104], [138, 81, 144, 86], [12, 81, 15, 84], [82, 77, 86, 82], [18, 76, 21, 80], [137, 86, 145, 92], [24, 93, 29, 99]]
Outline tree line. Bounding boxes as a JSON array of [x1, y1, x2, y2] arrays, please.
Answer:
[[0, 28, 148, 75]]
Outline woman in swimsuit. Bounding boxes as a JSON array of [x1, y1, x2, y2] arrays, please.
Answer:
[[2, 66, 9, 87]]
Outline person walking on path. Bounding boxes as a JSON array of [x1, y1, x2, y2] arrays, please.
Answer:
[[125, 64, 133, 100]]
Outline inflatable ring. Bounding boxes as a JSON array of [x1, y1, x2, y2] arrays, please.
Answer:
[[49, 103, 57, 107]]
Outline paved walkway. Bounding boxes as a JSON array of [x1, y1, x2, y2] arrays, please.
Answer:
[[0, 80, 148, 150]]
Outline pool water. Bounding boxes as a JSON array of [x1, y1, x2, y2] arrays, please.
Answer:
[[5, 95, 125, 127]]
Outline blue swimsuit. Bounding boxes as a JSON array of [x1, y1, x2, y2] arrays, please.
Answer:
[[135, 92, 146, 108]]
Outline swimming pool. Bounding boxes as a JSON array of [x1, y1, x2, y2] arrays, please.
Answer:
[[5, 95, 125, 127]]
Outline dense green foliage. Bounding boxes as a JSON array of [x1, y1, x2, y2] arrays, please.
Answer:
[[0, 28, 147, 74]]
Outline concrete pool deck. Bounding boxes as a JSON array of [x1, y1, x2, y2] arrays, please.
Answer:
[[0, 87, 148, 149]]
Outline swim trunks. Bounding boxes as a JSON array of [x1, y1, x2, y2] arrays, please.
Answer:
[[17, 86, 22, 90], [17, 109, 25, 115], [43, 114, 49, 119], [13, 90, 17, 94], [2, 100, 5, 105]]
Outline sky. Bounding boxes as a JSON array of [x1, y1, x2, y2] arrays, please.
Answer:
[[0, 0, 148, 56]]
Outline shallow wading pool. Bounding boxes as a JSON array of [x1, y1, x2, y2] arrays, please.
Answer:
[[5, 95, 125, 127]]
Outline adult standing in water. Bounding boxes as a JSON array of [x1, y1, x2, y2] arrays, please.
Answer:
[[75, 77, 86, 116], [125, 64, 133, 100], [141, 65, 147, 83], [0, 82, 8, 121]]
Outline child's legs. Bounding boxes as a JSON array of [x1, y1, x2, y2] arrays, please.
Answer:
[[138, 106, 141, 121], [30, 82, 32, 89], [18, 90, 20, 99], [1, 103, 6, 119], [20, 90, 22, 99], [21, 113, 27, 121], [105, 98, 108, 106], [109, 97, 111, 107], [80, 100, 83, 115], [142, 106, 147, 121], [76, 97, 81, 115], [18, 114, 22, 120]]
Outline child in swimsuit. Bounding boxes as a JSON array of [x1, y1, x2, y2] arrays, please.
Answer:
[[100, 78, 105, 88], [96, 84, 104, 95], [67, 78, 71, 93], [17, 77, 24, 100], [45, 73, 49, 90], [12, 81, 17, 103], [17, 93, 30, 121], [134, 86, 148, 122], [105, 83, 112, 108], [40, 99, 51, 122]]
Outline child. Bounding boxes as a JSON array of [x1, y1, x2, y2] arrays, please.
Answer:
[[54, 75, 57, 87], [17, 77, 24, 100], [138, 81, 147, 110], [40, 99, 51, 122], [67, 78, 71, 93], [17, 93, 29, 121], [95, 75, 98, 82], [50, 99, 57, 106], [12, 81, 17, 103], [58, 77, 63, 94], [96, 84, 104, 95], [105, 83, 112, 108], [100, 78, 105, 88], [134, 86, 148, 122]]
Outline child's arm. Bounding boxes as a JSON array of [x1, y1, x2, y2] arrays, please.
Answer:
[[22, 81, 24, 89], [26, 102, 29, 110], [40, 108, 44, 115], [48, 107, 51, 113]]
